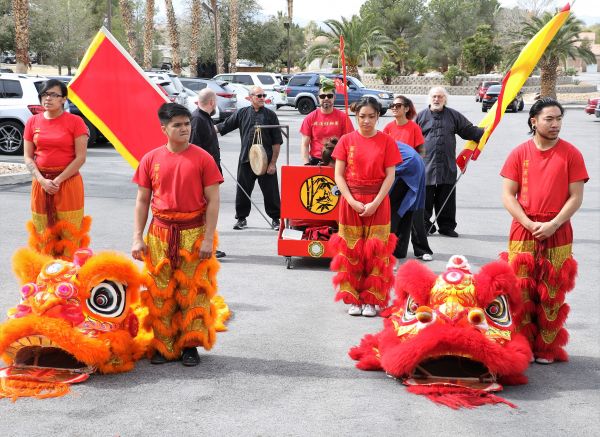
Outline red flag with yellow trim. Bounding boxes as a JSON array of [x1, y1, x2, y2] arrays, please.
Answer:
[[456, 3, 571, 173], [68, 27, 169, 169], [339, 35, 349, 116]]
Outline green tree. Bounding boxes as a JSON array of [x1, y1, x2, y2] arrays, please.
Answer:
[[388, 37, 410, 74], [238, 17, 286, 69], [506, 11, 596, 98], [304, 15, 392, 79], [462, 24, 502, 74], [360, 0, 426, 40]]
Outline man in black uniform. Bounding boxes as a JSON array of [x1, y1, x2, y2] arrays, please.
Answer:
[[416, 86, 483, 237], [216, 86, 282, 230], [190, 88, 226, 258]]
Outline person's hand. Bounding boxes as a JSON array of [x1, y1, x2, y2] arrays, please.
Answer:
[[359, 201, 378, 217], [199, 239, 213, 259], [525, 220, 542, 234], [532, 221, 559, 241], [350, 199, 365, 214], [40, 178, 59, 194], [131, 240, 148, 261], [267, 162, 277, 175]]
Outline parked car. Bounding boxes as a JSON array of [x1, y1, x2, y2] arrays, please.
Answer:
[[584, 97, 599, 115], [145, 71, 189, 107], [475, 80, 500, 102], [46, 75, 106, 146], [212, 72, 288, 108], [284, 73, 394, 116], [595, 100, 600, 118], [0, 73, 48, 154], [481, 84, 524, 112], [224, 82, 277, 112], [180, 77, 237, 121], [0, 51, 16, 64]]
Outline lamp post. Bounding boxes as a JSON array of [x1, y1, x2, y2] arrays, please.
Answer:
[[106, 0, 112, 32], [284, 21, 291, 74]]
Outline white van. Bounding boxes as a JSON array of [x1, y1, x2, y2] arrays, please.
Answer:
[[212, 72, 287, 108]]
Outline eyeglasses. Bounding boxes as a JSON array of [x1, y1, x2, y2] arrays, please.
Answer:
[[390, 103, 406, 109], [40, 92, 64, 99], [319, 93, 334, 99], [252, 93, 267, 98]]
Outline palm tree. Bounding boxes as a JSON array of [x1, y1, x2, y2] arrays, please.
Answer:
[[189, 0, 201, 76], [304, 15, 392, 79], [143, 0, 155, 70], [164, 0, 181, 74], [210, 0, 224, 74], [228, 0, 239, 73], [507, 12, 596, 98], [12, 0, 29, 73], [119, 0, 138, 62]]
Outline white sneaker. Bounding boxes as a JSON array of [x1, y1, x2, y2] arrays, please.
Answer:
[[348, 304, 363, 316], [535, 357, 554, 365], [362, 304, 377, 317], [421, 254, 433, 262]]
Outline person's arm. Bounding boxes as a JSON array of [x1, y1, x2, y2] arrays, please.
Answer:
[[416, 143, 425, 157], [532, 181, 585, 241], [131, 186, 151, 260], [199, 183, 220, 259], [454, 110, 484, 142], [361, 166, 395, 217], [54, 134, 87, 186], [334, 159, 364, 214], [501, 178, 539, 234], [23, 139, 58, 194], [216, 109, 239, 136], [268, 143, 280, 175], [189, 112, 203, 146], [300, 134, 311, 164]]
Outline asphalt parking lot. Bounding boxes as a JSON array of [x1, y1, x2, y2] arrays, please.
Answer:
[[0, 97, 599, 436]]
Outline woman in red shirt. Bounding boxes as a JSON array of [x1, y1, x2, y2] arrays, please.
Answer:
[[23, 79, 89, 259], [330, 97, 402, 317], [383, 95, 425, 155]]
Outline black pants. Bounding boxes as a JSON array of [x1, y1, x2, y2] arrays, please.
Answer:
[[424, 183, 456, 233], [236, 162, 280, 220], [390, 180, 433, 258]]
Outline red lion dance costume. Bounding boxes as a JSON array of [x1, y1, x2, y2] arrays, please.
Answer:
[[350, 255, 532, 408]]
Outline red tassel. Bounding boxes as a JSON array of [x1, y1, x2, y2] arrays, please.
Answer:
[[406, 384, 517, 409]]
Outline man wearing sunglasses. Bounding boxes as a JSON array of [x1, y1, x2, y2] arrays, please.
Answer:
[[300, 76, 353, 165], [216, 86, 283, 231]]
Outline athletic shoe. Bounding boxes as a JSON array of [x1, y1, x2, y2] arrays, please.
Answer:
[[215, 250, 226, 258], [233, 219, 247, 230], [439, 229, 459, 238], [150, 351, 168, 365], [182, 347, 200, 366], [348, 304, 362, 316], [362, 304, 377, 317], [271, 219, 280, 231], [419, 254, 433, 262], [535, 357, 554, 365]]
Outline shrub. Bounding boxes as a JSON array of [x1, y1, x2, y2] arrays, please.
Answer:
[[376, 62, 397, 85], [444, 65, 469, 86]]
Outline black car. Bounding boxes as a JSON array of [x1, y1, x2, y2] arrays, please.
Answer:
[[481, 84, 524, 112]]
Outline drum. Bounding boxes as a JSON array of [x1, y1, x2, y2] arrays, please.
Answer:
[[249, 143, 268, 176]]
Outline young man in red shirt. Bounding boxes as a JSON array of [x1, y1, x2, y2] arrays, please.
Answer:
[[300, 77, 353, 165], [132, 103, 224, 367], [501, 98, 588, 364]]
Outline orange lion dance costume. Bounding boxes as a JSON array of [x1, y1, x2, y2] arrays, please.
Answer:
[[0, 248, 148, 400], [349, 255, 532, 409]]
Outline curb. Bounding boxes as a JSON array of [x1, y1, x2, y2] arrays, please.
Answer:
[[0, 171, 30, 185]]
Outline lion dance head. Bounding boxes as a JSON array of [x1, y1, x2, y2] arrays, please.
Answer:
[[349, 255, 532, 409], [0, 248, 148, 400]]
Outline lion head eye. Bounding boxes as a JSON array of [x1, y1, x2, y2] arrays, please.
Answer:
[[86, 281, 126, 318], [402, 296, 419, 322], [485, 295, 511, 327]]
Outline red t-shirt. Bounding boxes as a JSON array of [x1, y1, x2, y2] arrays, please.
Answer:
[[133, 144, 224, 213], [500, 138, 588, 215], [24, 112, 89, 168], [382, 120, 424, 149], [300, 108, 354, 159], [332, 131, 401, 185]]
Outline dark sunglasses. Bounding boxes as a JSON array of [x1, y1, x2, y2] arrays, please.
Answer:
[[252, 93, 267, 98], [390, 103, 406, 109], [319, 93, 334, 99]]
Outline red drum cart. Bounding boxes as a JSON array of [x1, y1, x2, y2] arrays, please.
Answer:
[[277, 165, 340, 269]]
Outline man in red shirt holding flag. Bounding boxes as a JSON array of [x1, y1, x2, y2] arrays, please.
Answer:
[[300, 76, 353, 165], [501, 98, 588, 365]]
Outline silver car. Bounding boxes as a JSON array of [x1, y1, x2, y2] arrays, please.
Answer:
[[180, 78, 237, 121]]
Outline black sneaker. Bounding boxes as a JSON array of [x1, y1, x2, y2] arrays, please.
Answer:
[[439, 229, 459, 238], [271, 219, 280, 231], [150, 351, 168, 365], [181, 347, 200, 367], [426, 224, 437, 235], [215, 250, 226, 258], [233, 218, 247, 230]]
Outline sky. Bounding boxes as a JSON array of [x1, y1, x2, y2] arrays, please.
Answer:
[[254, 0, 598, 25]]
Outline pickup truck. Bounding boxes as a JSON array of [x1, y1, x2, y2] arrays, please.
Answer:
[[284, 73, 394, 116]]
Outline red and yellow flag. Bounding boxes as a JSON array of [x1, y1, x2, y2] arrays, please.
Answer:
[[68, 28, 169, 169], [339, 35, 349, 116], [456, 3, 571, 173]]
